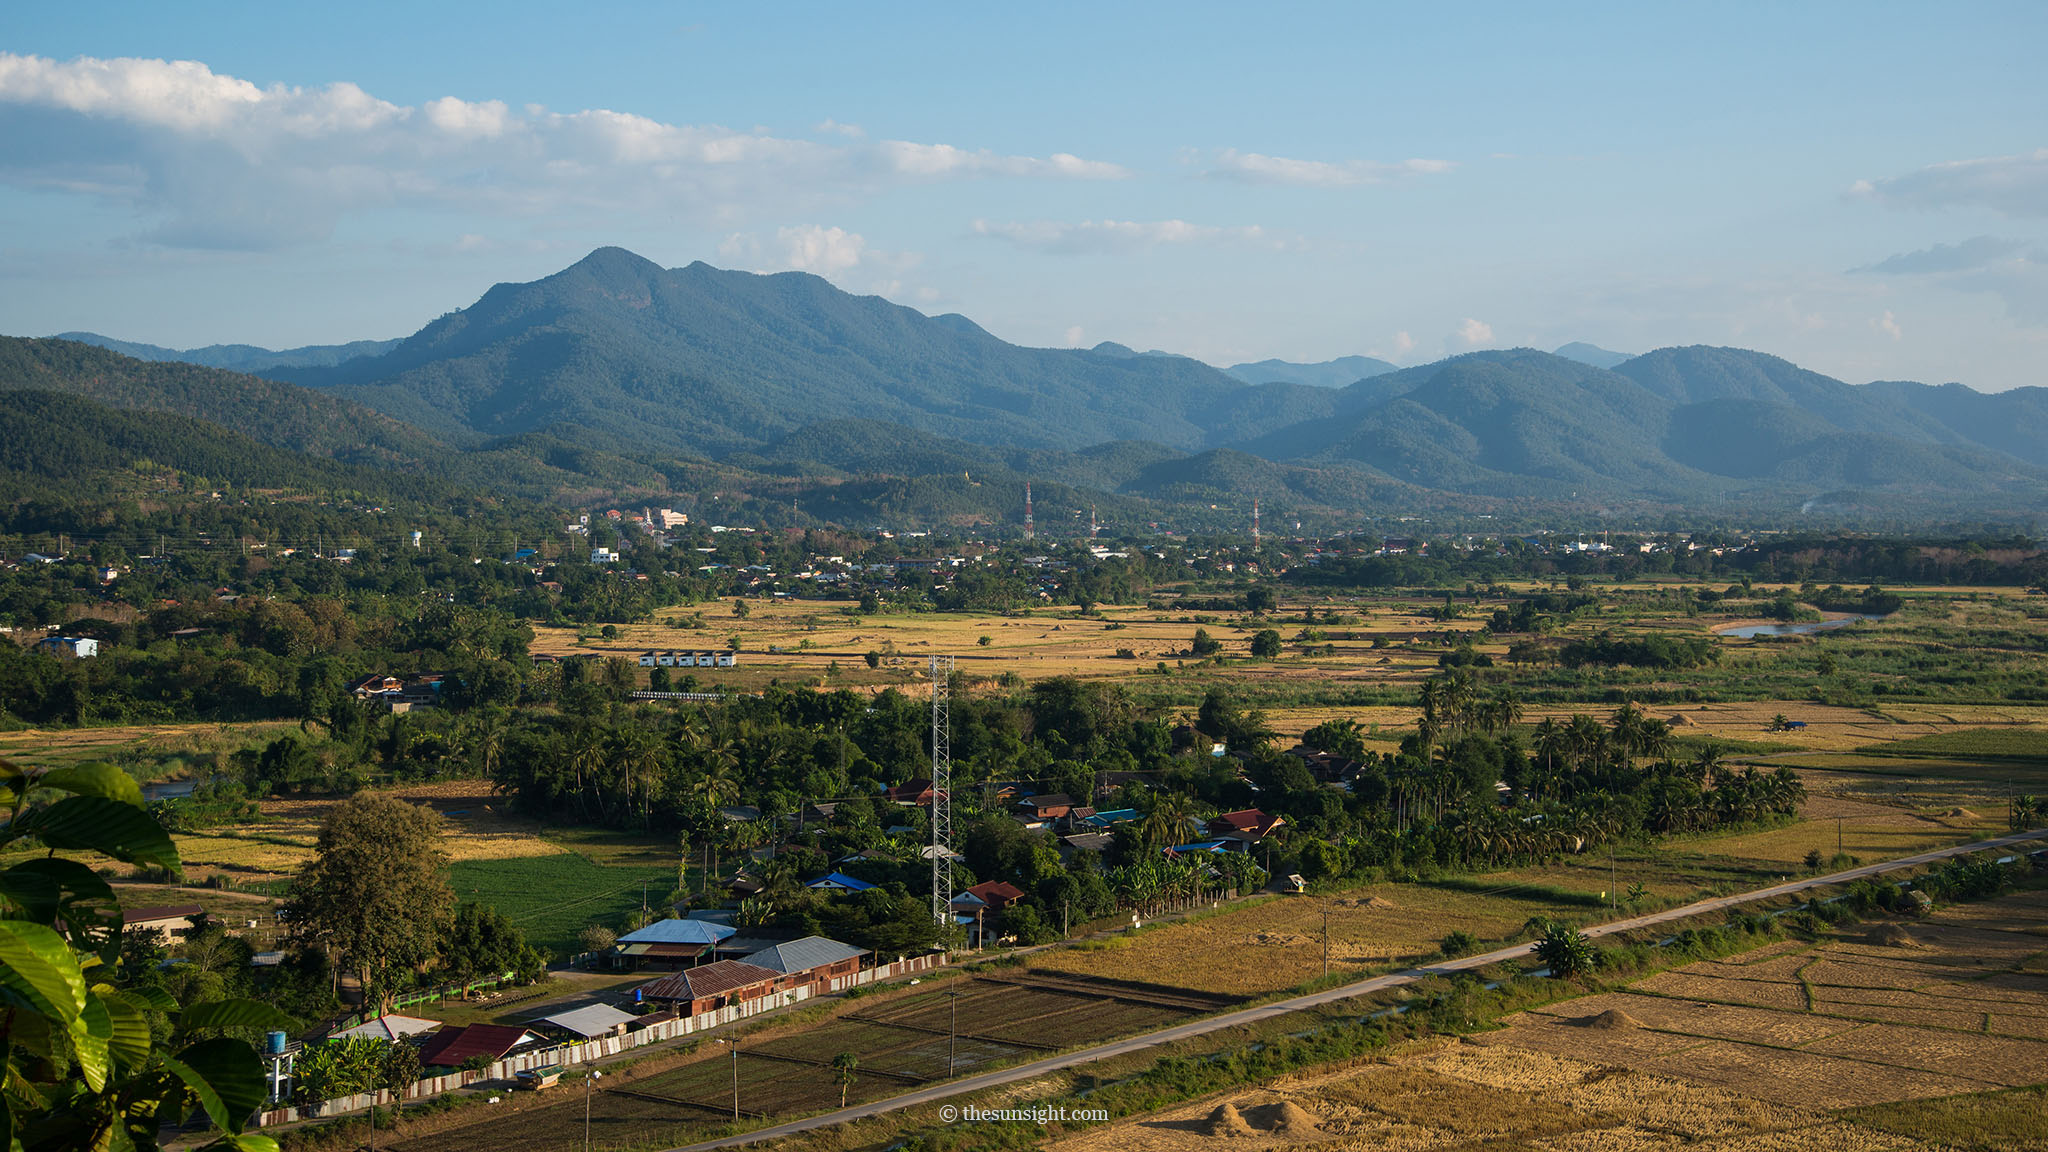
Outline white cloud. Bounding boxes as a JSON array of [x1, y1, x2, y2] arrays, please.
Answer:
[[1063, 326, 1086, 347], [1860, 235, 2048, 327], [972, 217, 1272, 254], [1391, 330, 1416, 358], [717, 224, 923, 297], [1205, 148, 1453, 187], [879, 141, 1128, 180], [1877, 310, 1903, 340], [1456, 318, 1493, 346], [1855, 148, 2048, 217], [0, 52, 1129, 250], [1860, 236, 2026, 275], [815, 118, 864, 138]]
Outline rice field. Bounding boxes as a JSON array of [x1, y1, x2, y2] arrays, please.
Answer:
[[1034, 885, 1592, 995], [1047, 887, 2048, 1152]]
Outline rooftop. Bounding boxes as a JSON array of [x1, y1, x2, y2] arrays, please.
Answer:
[[743, 935, 868, 975]]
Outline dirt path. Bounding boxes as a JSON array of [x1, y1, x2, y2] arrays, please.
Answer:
[[658, 825, 2048, 1152]]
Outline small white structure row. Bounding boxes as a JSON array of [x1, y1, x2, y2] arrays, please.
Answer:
[[638, 650, 737, 668]]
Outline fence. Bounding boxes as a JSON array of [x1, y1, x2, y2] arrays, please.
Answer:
[[254, 952, 950, 1128]]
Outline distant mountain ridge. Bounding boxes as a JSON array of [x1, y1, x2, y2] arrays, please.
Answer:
[[57, 331, 402, 373], [17, 247, 2048, 521], [1224, 355, 1400, 388], [276, 247, 1258, 455], [1553, 342, 1632, 369]]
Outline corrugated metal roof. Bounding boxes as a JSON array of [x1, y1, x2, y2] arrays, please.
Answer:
[[743, 936, 868, 975], [618, 918, 738, 945], [804, 871, 875, 891], [418, 1023, 532, 1067], [636, 960, 781, 1002], [334, 1014, 441, 1042], [539, 1003, 637, 1038]]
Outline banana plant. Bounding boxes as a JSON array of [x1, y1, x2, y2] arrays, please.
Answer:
[[1, 757, 287, 1151]]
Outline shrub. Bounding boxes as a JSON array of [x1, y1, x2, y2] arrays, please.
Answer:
[[1532, 920, 1597, 978]]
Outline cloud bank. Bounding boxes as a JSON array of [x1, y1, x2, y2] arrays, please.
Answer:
[[1854, 148, 2048, 217], [971, 218, 1274, 254], [1205, 148, 1453, 187], [0, 52, 1128, 250]]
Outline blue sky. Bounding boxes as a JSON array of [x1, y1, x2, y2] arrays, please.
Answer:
[[3, 1, 2044, 389]]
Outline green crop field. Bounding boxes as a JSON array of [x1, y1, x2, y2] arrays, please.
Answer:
[[448, 854, 674, 958], [1857, 726, 2048, 762]]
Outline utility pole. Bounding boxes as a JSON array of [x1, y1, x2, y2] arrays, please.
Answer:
[[946, 990, 961, 1077], [929, 655, 955, 927], [730, 1041, 740, 1121], [582, 1069, 603, 1152], [1321, 907, 1332, 979]]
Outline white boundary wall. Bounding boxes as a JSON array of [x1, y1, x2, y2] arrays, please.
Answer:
[[257, 952, 948, 1127]]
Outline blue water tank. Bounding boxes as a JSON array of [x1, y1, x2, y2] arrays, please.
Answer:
[[266, 1030, 288, 1055]]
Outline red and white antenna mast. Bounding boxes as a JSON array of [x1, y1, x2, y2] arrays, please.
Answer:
[[1252, 499, 1261, 544]]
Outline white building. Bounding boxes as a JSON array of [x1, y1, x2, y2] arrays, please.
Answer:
[[36, 637, 99, 658]]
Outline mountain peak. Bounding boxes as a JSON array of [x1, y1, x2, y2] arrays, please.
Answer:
[[1553, 342, 1632, 369], [559, 246, 665, 283]]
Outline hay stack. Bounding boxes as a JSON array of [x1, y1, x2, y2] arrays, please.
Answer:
[[1273, 1101, 1321, 1133], [1947, 807, 1977, 819], [1581, 1008, 1642, 1030], [1206, 1102, 1257, 1138], [1868, 924, 1921, 948], [1667, 713, 1691, 727], [1361, 895, 1398, 910]]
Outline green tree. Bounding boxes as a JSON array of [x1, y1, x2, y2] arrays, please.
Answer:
[[0, 757, 287, 1150], [1244, 585, 1277, 615], [832, 1052, 859, 1107], [1532, 920, 1597, 979], [380, 1041, 423, 1124], [283, 794, 455, 1013], [1249, 629, 1282, 659]]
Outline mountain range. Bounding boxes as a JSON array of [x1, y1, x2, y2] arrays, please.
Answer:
[[16, 246, 2048, 525]]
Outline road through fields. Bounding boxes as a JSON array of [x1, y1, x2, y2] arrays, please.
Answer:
[[663, 826, 2048, 1152]]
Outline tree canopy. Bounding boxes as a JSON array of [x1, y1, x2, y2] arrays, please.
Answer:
[[284, 793, 454, 1011]]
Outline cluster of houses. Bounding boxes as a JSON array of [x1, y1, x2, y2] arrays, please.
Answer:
[[335, 932, 876, 1075], [637, 649, 739, 668]]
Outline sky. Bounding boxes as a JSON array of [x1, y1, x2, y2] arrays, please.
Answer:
[[2, 1, 2045, 390]]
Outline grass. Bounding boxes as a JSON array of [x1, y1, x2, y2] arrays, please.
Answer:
[[1846, 1086, 2048, 1152], [447, 855, 674, 958], [1857, 726, 2048, 761], [1034, 883, 1591, 995]]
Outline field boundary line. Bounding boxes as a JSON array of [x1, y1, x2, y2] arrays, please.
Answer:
[[660, 825, 2048, 1152]]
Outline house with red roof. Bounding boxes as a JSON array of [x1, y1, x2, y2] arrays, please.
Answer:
[[418, 1023, 536, 1069], [1208, 809, 1286, 843], [635, 959, 792, 1016]]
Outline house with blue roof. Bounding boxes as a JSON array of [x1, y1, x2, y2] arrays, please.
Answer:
[[804, 871, 876, 893], [609, 917, 737, 971]]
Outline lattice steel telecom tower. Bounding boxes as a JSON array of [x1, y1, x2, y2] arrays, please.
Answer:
[[928, 654, 955, 926]]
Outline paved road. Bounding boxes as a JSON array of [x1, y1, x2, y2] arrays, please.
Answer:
[[665, 826, 2048, 1152]]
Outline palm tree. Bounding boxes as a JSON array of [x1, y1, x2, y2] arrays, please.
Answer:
[[1140, 794, 1193, 852], [833, 1053, 859, 1106]]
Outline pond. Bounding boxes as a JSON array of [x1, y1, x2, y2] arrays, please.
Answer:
[[141, 776, 214, 801], [1715, 613, 1885, 639]]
